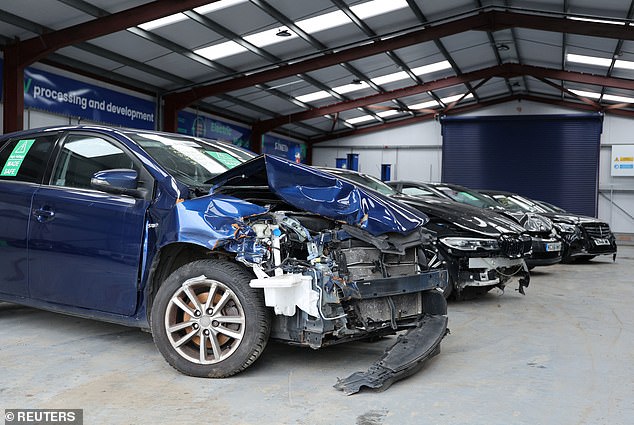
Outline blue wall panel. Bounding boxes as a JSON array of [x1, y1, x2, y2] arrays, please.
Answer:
[[441, 114, 602, 216]]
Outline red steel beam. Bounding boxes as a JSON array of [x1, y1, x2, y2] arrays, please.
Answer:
[[2, 0, 214, 134], [308, 94, 622, 144], [163, 9, 634, 111], [9, 0, 216, 67], [254, 63, 634, 133]]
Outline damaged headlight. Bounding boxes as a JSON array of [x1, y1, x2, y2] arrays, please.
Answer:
[[441, 237, 499, 251], [523, 214, 553, 232]]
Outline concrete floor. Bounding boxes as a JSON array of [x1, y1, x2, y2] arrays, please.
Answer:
[[1, 246, 633, 425]]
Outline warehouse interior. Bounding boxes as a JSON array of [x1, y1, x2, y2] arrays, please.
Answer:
[[1, 1, 633, 424]]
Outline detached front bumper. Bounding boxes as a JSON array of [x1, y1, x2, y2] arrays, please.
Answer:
[[335, 291, 448, 395]]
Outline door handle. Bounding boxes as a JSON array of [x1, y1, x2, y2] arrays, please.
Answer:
[[33, 208, 55, 222]]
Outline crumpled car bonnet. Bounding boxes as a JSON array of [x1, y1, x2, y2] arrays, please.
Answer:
[[208, 155, 428, 236]]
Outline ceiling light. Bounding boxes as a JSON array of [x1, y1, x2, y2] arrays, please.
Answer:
[[569, 16, 625, 25], [138, 13, 187, 31], [276, 29, 292, 37], [411, 61, 452, 75], [346, 115, 376, 125], [567, 53, 612, 67], [569, 89, 600, 99], [352, 0, 408, 19], [441, 93, 474, 104], [614, 59, 634, 70], [296, 91, 332, 103], [603, 93, 634, 103], [408, 100, 440, 110], [496, 43, 510, 51], [351, 79, 363, 85], [377, 110, 399, 117]]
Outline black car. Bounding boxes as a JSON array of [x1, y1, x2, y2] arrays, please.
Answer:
[[388, 181, 563, 268], [322, 169, 532, 300], [480, 190, 617, 262]]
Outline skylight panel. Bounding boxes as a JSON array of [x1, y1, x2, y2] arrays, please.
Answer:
[[351, 0, 409, 20], [567, 53, 612, 67]]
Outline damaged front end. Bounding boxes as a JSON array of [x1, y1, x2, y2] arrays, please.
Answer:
[[204, 156, 449, 394]]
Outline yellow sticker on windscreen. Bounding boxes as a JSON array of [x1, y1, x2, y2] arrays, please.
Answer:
[[1, 139, 36, 177]]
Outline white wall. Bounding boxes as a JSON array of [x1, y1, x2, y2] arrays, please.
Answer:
[[313, 100, 634, 235]]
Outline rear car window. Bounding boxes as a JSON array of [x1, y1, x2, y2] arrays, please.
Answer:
[[0, 134, 58, 183]]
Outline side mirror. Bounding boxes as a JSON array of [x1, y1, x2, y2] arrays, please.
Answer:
[[91, 169, 145, 198]]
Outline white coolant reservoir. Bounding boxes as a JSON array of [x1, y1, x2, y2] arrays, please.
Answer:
[[249, 273, 319, 317]]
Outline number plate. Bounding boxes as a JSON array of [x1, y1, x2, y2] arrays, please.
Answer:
[[545, 242, 562, 252], [594, 238, 611, 246]]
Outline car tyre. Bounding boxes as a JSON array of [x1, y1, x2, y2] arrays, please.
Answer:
[[151, 259, 270, 377]]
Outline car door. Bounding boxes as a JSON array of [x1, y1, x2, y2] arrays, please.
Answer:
[[0, 133, 59, 298], [28, 132, 151, 315]]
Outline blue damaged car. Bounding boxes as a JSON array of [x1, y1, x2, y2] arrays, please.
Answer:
[[0, 126, 448, 394]]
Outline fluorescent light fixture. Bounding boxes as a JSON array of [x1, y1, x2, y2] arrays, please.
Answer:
[[195, 0, 408, 61], [567, 53, 612, 67], [294, 59, 451, 104], [196, 40, 248, 60], [334, 81, 371, 95], [441, 93, 474, 104], [614, 59, 634, 70], [372, 71, 410, 85], [245, 27, 298, 46], [412, 61, 452, 75], [139, 13, 187, 31], [604, 93, 634, 103], [352, 0, 408, 19], [377, 110, 400, 117], [570, 89, 634, 104], [296, 91, 332, 103], [346, 115, 376, 124], [194, 0, 248, 14], [295, 10, 351, 33], [569, 89, 600, 99], [569, 16, 625, 25], [138, 1, 248, 31], [408, 100, 440, 110]]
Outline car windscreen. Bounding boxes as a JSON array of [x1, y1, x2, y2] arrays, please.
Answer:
[[435, 186, 500, 209], [328, 170, 397, 196], [125, 132, 254, 187], [490, 194, 545, 213]]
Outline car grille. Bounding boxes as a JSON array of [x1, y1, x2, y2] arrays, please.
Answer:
[[581, 222, 612, 239], [499, 234, 532, 258]]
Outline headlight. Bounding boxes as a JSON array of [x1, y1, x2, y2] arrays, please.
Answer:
[[554, 222, 577, 233], [441, 237, 499, 251], [523, 214, 552, 232]]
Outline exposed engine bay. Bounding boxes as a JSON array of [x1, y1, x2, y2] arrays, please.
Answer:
[[222, 211, 447, 347]]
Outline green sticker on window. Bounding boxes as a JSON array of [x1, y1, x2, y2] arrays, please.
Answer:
[[1, 139, 36, 177], [206, 151, 242, 169]]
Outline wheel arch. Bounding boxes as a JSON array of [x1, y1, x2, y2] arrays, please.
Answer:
[[145, 242, 253, 323]]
